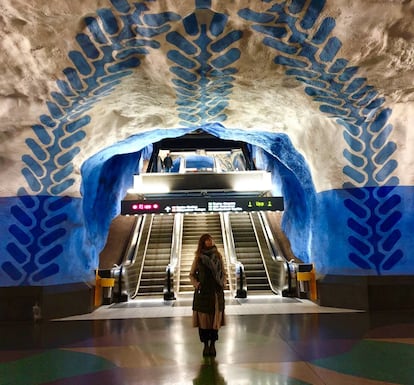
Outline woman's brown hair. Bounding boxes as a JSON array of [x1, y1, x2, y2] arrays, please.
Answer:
[[195, 233, 213, 257]]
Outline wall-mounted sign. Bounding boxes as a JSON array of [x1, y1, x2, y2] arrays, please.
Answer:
[[121, 196, 284, 215]]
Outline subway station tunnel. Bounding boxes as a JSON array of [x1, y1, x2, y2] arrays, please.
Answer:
[[2, 1, 414, 383], [2, 0, 414, 315]]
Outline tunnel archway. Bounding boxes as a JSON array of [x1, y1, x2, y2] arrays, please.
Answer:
[[81, 124, 316, 266]]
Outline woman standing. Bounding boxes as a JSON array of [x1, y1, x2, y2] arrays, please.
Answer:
[[189, 233, 226, 357]]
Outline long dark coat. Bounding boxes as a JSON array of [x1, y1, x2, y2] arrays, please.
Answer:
[[191, 256, 225, 315]]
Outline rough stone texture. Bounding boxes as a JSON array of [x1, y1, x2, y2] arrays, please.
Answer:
[[1, 1, 413, 192]]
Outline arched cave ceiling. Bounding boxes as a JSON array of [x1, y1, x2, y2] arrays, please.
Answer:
[[1, 0, 414, 196], [1, 0, 414, 285]]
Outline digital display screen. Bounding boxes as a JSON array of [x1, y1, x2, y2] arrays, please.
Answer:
[[121, 196, 284, 215], [131, 203, 160, 211]]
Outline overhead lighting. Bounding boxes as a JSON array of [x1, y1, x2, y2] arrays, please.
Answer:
[[233, 172, 272, 192], [132, 175, 170, 194]]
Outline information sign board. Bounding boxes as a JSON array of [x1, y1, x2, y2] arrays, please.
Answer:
[[121, 196, 284, 215]]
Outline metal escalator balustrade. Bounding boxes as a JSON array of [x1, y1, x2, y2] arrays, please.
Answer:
[[163, 213, 183, 300], [126, 215, 152, 299], [110, 216, 142, 303], [256, 212, 292, 296], [250, 212, 290, 295], [220, 213, 242, 297], [229, 212, 271, 292]]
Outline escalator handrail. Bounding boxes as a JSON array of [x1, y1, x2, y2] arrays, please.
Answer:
[[259, 212, 285, 262], [249, 212, 275, 292], [220, 213, 233, 293], [220, 213, 236, 262], [124, 216, 144, 264], [221, 212, 246, 296], [113, 215, 146, 301], [257, 212, 292, 294], [167, 213, 183, 296], [131, 213, 155, 298], [259, 212, 292, 284]]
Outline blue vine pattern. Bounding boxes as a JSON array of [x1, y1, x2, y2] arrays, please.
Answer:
[[2, 0, 403, 283], [238, 0, 402, 274]]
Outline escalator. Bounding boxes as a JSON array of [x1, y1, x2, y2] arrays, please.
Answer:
[[137, 215, 175, 295], [229, 212, 272, 292], [179, 213, 227, 293], [109, 210, 291, 301]]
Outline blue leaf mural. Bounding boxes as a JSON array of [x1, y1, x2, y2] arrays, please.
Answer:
[[1, 0, 406, 285]]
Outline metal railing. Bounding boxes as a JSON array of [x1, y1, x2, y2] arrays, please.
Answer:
[[129, 214, 155, 298], [163, 213, 183, 300], [257, 212, 293, 296], [111, 216, 143, 302], [221, 213, 247, 298]]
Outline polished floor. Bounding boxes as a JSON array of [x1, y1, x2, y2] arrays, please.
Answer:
[[1, 293, 414, 385]]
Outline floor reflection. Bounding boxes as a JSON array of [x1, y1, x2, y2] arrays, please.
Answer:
[[2, 301, 414, 385], [193, 359, 227, 385]]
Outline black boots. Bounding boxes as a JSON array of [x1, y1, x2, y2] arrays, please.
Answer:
[[202, 341, 216, 357], [209, 341, 216, 357], [203, 342, 209, 357]]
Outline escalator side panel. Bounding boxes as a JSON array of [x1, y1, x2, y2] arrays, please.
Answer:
[[99, 215, 138, 269], [250, 213, 286, 294]]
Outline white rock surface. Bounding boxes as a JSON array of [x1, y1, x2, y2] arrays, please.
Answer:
[[0, 0, 414, 193]]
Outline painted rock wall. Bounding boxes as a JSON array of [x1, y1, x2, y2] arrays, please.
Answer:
[[1, 0, 414, 286]]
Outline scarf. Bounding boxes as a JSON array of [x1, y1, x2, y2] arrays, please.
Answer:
[[199, 245, 224, 288]]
